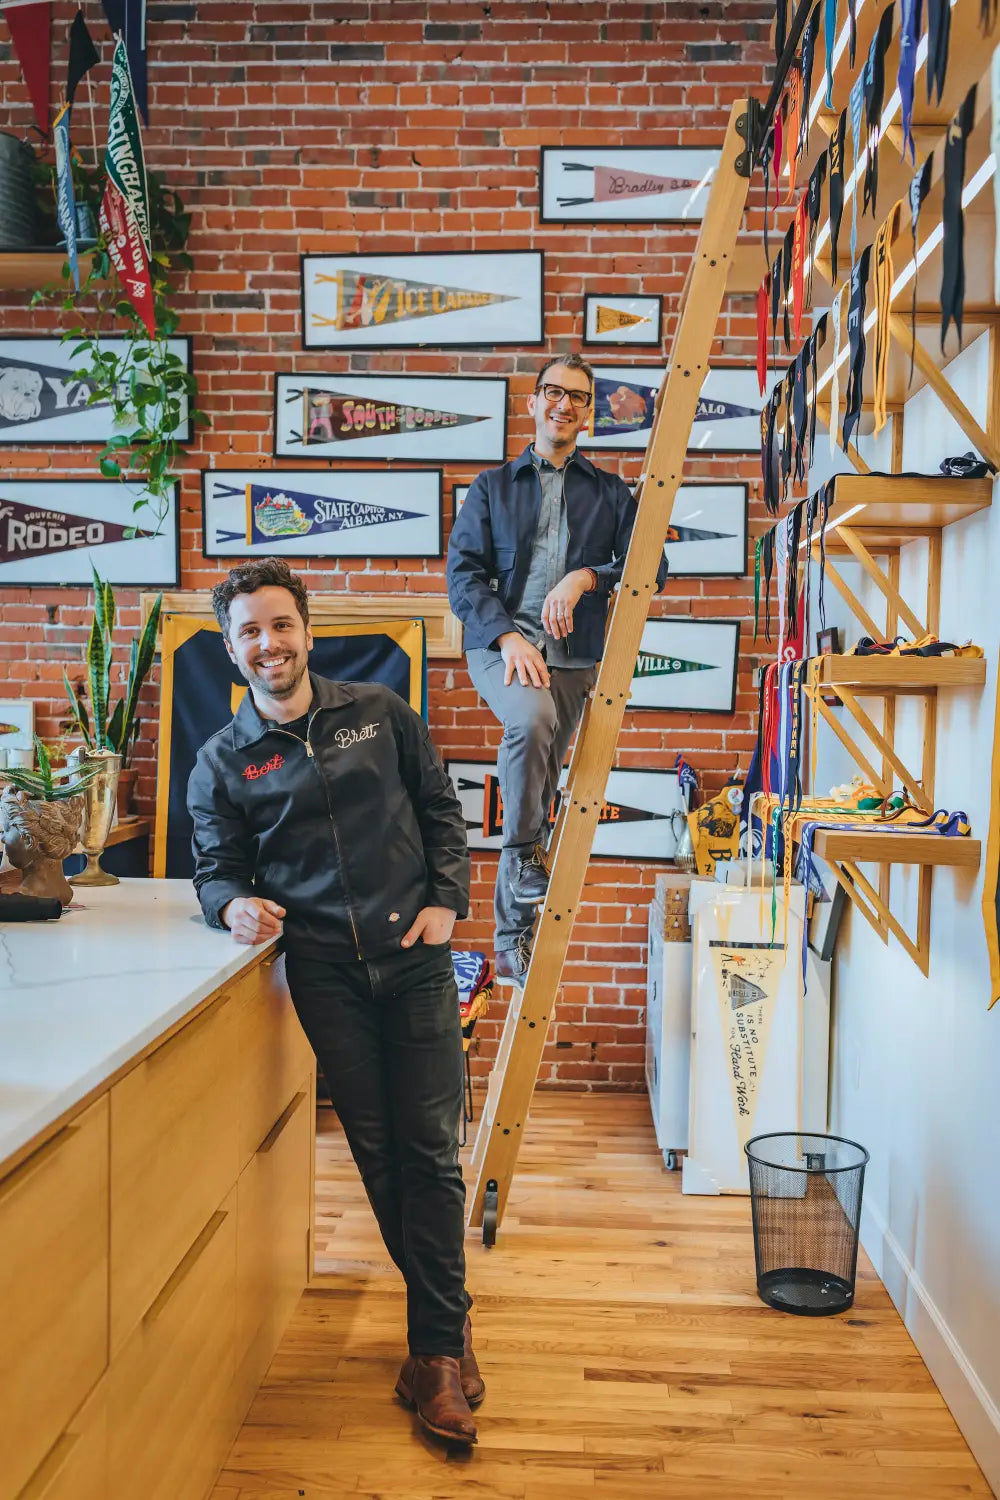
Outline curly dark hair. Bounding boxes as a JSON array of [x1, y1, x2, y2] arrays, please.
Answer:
[[534, 351, 594, 392], [211, 558, 310, 639]]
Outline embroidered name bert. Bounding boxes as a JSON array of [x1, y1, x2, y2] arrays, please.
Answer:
[[243, 752, 285, 781], [335, 721, 380, 749]]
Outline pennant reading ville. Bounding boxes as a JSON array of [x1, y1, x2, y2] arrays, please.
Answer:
[[274, 374, 507, 461], [302, 252, 543, 349]]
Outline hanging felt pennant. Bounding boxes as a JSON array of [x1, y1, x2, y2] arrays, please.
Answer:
[[762, 386, 782, 515], [802, 493, 817, 648], [806, 153, 828, 302], [761, 127, 774, 262], [762, 527, 775, 640], [710, 941, 785, 1151], [825, 0, 839, 106], [101, 0, 149, 123], [843, 242, 873, 452], [781, 366, 796, 499], [898, 0, 923, 165], [52, 104, 79, 292], [774, 94, 784, 209], [817, 479, 834, 629], [98, 37, 155, 338], [941, 85, 977, 352], [757, 274, 771, 396], [792, 350, 809, 483], [908, 152, 934, 385], [775, 0, 788, 60], [785, 64, 804, 204], [808, 312, 828, 456], [3, 2, 51, 134], [926, 0, 951, 106], [771, 246, 783, 363], [67, 9, 101, 106], [849, 69, 866, 265], [848, 0, 859, 65], [785, 505, 803, 627], [775, 513, 789, 660], [799, 4, 821, 158], [828, 109, 847, 284], [873, 198, 903, 433], [782, 219, 795, 350], [829, 282, 847, 453], [754, 537, 763, 641], [863, 4, 896, 222], [791, 195, 808, 341]]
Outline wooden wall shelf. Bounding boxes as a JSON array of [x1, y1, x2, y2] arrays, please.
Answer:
[[817, 654, 987, 690], [0, 249, 91, 291], [821, 473, 993, 551], [813, 828, 982, 869]]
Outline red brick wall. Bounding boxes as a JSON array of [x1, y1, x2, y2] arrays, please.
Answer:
[[0, 0, 774, 1088]]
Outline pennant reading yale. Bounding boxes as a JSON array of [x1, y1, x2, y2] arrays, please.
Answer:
[[310, 269, 516, 332], [709, 941, 785, 1150], [99, 37, 155, 337], [211, 480, 423, 547]]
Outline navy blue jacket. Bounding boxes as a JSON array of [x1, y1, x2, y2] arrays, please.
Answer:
[[446, 445, 667, 661]]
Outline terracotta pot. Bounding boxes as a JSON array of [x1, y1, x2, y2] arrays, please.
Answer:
[[0, 786, 84, 906], [116, 766, 137, 821]]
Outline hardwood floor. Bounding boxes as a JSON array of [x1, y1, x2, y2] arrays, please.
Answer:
[[211, 1092, 990, 1498]]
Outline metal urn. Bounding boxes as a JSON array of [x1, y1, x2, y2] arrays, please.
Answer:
[[70, 748, 122, 887]]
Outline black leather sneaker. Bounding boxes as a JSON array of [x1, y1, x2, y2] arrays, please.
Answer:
[[494, 930, 532, 986]]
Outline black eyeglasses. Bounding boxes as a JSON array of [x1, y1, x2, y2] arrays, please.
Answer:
[[535, 382, 592, 409]]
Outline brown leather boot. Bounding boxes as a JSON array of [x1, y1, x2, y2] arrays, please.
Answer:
[[395, 1355, 478, 1444], [461, 1312, 486, 1407]]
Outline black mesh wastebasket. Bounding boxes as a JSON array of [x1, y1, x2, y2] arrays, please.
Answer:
[[745, 1132, 869, 1316]]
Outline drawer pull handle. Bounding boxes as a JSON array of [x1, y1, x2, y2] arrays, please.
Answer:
[[0, 1125, 78, 1208], [16, 1431, 80, 1500], [258, 1091, 307, 1155], [144, 1209, 228, 1324], [143, 994, 225, 1070]]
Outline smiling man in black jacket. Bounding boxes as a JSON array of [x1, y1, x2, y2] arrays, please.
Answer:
[[187, 558, 481, 1446]]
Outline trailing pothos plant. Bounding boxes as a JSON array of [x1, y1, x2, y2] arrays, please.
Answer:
[[32, 157, 207, 535], [62, 564, 163, 769]]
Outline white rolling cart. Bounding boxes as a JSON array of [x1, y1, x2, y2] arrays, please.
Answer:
[[644, 873, 692, 1169]]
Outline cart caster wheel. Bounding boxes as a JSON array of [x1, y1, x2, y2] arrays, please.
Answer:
[[664, 1150, 677, 1171], [482, 1179, 499, 1248]]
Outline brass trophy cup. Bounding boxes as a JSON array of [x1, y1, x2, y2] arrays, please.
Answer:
[[70, 748, 122, 887]]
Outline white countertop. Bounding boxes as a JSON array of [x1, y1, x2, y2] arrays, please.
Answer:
[[0, 879, 277, 1166]]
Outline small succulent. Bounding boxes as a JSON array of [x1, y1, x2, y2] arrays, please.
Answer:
[[0, 735, 100, 803]]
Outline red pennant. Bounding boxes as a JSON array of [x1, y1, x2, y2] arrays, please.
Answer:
[[785, 65, 803, 204], [99, 179, 156, 338], [757, 274, 770, 396], [791, 197, 808, 342], [4, 3, 51, 134]]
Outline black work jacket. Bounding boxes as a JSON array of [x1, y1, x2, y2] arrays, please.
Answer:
[[187, 672, 470, 960]]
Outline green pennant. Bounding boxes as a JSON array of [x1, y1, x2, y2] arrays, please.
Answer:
[[105, 35, 151, 254], [634, 650, 715, 678]]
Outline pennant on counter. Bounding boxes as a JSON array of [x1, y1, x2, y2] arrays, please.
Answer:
[[829, 283, 847, 454], [863, 4, 896, 222], [785, 62, 804, 202], [0, 496, 153, 566], [99, 37, 155, 337], [757, 273, 771, 395], [927, 0, 951, 105], [52, 104, 79, 291], [791, 195, 808, 341], [873, 198, 902, 433], [825, 0, 839, 106], [843, 242, 873, 452], [312, 268, 517, 332], [67, 8, 101, 106], [829, 109, 847, 284], [291, 386, 488, 446], [208, 480, 425, 547], [908, 152, 934, 385], [799, 4, 821, 158], [849, 68, 866, 264], [557, 162, 701, 207], [941, 85, 977, 351], [710, 940, 785, 1151], [898, 0, 923, 164], [3, 2, 51, 134], [100, 0, 148, 123]]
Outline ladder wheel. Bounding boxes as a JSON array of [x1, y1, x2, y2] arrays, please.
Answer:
[[482, 1179, 499, 1248], [664, 1150, 678, 1171]]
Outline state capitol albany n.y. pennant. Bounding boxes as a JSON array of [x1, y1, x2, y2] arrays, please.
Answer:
[[210, 480, 424, 547], [99, 36, 155, 338], [310, 268, 517, 333]]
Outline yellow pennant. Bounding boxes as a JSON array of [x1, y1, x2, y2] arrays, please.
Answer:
[[710, 941, 786, 1150], [595, 304, 651, 334]]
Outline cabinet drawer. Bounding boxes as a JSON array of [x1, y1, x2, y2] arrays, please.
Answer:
[[110, 992, 239, 1350], [235, 1079, 312, 1415], [109, 1190, 237, 1500], [0, 1096, 108, 1500], [14, 1377, 107, 1500], [236, 954, 313, 1168]]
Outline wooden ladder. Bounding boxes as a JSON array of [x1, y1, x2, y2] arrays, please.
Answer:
[[468, 98, 759, 1245]]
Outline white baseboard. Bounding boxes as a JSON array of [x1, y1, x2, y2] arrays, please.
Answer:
[[861, 1201, 1000, 1496]]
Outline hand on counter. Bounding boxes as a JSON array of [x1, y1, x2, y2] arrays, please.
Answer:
[[221, 896, 286, 945]]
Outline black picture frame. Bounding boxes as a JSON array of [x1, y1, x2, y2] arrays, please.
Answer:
[[452, 483, 471, 518], [0, 477, 180, 587], [629, 617, 741, 714], [662, 481, 748, 579], [539, 145, 721, 225], [582, 293, 663, 347]]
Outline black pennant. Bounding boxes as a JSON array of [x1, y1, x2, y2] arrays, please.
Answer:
[[771, 247, 783, 366], [818, 480, 834, 630], [829, 110, 846, 285], [775, 0, 788, 60], [762, 527, 775, 641], [982, 0, 999, 31], [782, 219, 795, 351], [808, 312, 828, 456], [848, 0, 858, 65], [761, 126, 774, 262], [67, 9, 100, 106], [863, 4, 896, 222], [927, 0, 951, 104], [843, 243, 873, 452], [792, 348, 809, 483], [806, 153, 828, 302], [786, 504, 803, 623], [941, 85, 977, 351], [908, 152, 934, 386], [781, 365, 796, 499], [799, 4, 821, 157]]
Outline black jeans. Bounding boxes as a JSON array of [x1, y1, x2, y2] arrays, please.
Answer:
[[285, 940, 468, 1358]]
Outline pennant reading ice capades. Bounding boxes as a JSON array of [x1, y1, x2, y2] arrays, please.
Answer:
[[633, 650, 715, 678], [0, 497, 152, 567], [289, 387, 488, 446], [557, 162, 703, 207], [99, 36, 155, 338], [310, 268, 516, 331], [589, 376, 757, 438], [209, 480, 424, 546]]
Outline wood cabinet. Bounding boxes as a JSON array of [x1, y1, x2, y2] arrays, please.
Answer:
[[0, 951, 315, 1500]]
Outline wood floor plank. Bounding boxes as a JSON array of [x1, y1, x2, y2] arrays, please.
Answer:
[[216, 1092, 991, 1497]]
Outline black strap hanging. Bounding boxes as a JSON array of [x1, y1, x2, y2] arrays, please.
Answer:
[[829, 109, 846, 285], [799, 4, 821, 157], [817, 479, 834, 631], [802, 492, 817, 646], [843, 242, 873, 452], [786, 504, 803, 625], [863, 4, 896, 221], [806, 153, 828, 303], [908, 152, 934, 385], [848, 0, 858, 66], [771, 246, 783, 366], [792, 348, 809, 483], [982, 0, 999, 31], [808, 312, 829, 456], [926, 0, 951, 105], [781, 366, 795, 498], [898, 0, 923, 163], [763, 386, 783, 516], [762, 527, 776, 642], [782, 219, 795, 351], [941, 84, 977, 351], [775, 0, 788, 60], [761, 126, 774, 262]]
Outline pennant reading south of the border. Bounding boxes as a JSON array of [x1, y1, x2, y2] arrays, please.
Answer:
[[210, 480, 425, 546], [0, 498, 152, 567], [634, 650, 715, 678], [594, 305, 651, 334], [0, 353, 110, 432], [293, 388, 488, 446], [310, 268, 517, 331]]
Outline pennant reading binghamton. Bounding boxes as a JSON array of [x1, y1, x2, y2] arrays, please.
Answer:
[[310, 268, 517, 332], [289, 387, 488, 447], [589, 376, 757, 439], [210, 480, 424, 547], [0, 497, 152, 567]]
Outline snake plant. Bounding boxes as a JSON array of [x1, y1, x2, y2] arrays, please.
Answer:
[[1, 736, 99, 803], [62, 565, 163, 767]]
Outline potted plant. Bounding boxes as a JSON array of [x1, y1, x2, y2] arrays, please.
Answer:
[[63, 565, 163, 820], [0, 736, 98, 905]]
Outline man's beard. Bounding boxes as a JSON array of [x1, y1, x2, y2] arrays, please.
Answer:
[[247, 654, 308, 699]]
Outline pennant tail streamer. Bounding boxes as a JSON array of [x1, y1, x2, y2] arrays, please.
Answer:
[[941, 85, 977, 353], [873, 198, 902, 433]]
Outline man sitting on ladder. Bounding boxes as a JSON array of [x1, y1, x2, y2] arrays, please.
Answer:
[[447, 353, 667, 983]]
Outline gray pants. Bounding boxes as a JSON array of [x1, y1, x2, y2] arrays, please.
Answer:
[[466, 647, 595, 951]]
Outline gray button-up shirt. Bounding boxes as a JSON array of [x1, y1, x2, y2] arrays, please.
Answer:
[[511, 448, 595, 669]]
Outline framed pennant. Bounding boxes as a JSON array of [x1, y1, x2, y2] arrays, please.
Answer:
[[577, 364, 665, 451], [0, 699, 34, 753], [630, 618, 740, 713], [0, 478, 179, 586], [446, 760, 684, 859], [202, 469, 443, 560], [540, 146, 720, 223], [453, 484, 471, 516], [583, 293, 663, 347], [300, 251, 544, 349], [0, 336, 192, 445], [663, 483, 748, 578], [273, 373, 508, 461], [689, 364, 778, 453]]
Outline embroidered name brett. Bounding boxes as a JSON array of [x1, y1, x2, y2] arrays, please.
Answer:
[[243, 752, 285, 781], [334, 722, 379, 749]]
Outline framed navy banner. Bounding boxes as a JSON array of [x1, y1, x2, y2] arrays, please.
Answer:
[[154, 614, 427, 880]]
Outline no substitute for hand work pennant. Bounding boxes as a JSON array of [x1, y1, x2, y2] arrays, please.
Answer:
[[293, 387, 487, 446], [310, 268, 517, 333], [99, 37, 155, 337], [710, 940, 786, 1151], [0, 496, 153, 567], [556, 162, 700, 207], [209, 479, 425, 547]]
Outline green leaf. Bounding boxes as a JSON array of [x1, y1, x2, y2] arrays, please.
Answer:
[[86, 609, 109, 748], [107, 698, 126, 755], [33, 735, 52, 794], [99, 457, 121, 478], [62, 669, 92, 748]]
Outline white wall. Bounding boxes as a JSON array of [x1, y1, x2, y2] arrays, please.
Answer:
[[808, 333, 1000, 1492]]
